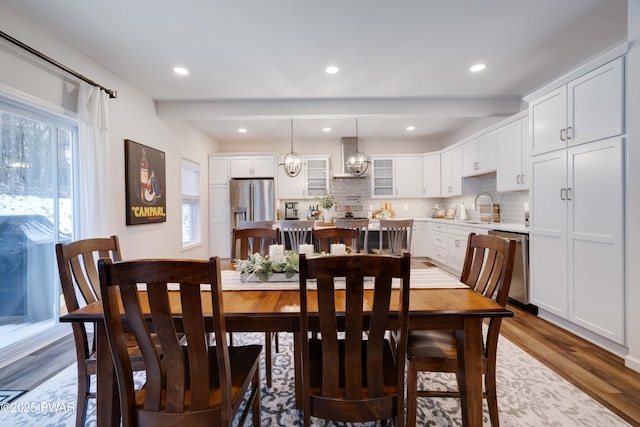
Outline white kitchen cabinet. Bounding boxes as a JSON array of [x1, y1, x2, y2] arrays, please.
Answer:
[[429, 222, 447, 265], [440, 147, 462, 197], [462, 131, 496, 177], [426, 222, 472, 275], [276, 156, 306, 199], [395, 156, 423, 197], [496, 116, 530, 191], [371, 157, 394, 197], [422, 153, 441, 197], [529, 57, 624, 156], [412, 220, 430, 257], [208, 155, 230, 184], [209, 184, 231, 258], [277, 155, 329, 199], [230, 155, 276, 178], [446, 225, 469, 274], [530, 137, 624, 344], [371, 155, 423, 198], [305, 156, 330, 197]]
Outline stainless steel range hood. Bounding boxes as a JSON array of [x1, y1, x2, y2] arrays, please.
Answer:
[[333, 137, 367, 179]]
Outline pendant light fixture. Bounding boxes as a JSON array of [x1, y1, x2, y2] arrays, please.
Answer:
[[345, 118, 370, 176], [280, 119, 303, 177]]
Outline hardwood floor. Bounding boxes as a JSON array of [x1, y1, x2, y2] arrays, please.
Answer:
[[1, 304, 639, 426], [501, 303, 640, 426]]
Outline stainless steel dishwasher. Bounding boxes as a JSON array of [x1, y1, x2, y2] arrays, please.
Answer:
[[487, 230, 536, 313]]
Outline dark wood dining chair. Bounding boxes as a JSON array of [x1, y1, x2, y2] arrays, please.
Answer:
[[312, 227, 360, 254], [405, 233, 516, 427], [335, 218, 370, 253], [231, 227, 279, 260], [237, 220, 274, 229], [279, 219, 314, 252], [56, 236, 148, 427], [298, 253, 411, 427], [230, 226, 280, 387], [372, 218, 414, 255], [98, 257, 262, 427]]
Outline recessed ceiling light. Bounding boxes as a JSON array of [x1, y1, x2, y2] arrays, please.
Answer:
[[406, 126, 415, 131], [325, 65, 339, 74], [323, 127, 332, 132], [470, 63, 486, 72], [238, 128, 247, 133], [173, 66, 189, 76]]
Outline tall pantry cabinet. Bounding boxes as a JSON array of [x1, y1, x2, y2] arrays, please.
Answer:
[[528, 55, 625, 345]]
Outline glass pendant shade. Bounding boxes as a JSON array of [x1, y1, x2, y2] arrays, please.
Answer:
[[280, 119, 303, 177], [346, 118, 370, 176]]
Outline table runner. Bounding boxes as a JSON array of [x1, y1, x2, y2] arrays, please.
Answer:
[[220, 268, 465, 291]]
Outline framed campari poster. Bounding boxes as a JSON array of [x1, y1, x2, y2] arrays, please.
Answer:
[[124, 139, 167, 225]]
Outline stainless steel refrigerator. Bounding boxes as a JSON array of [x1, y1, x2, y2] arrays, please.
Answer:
[[229, 178, 275, 232]]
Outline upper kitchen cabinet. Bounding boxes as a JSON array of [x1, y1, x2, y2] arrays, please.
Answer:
[[277, 155, 329, 199], [371, 155, 423, 198], [229, 154, 276, 178], [528, 56, 624, 156], [305, 156, 330, 197], [461, 131, 497, 177], [496, 115, 530, 191], [440, 147, 462, 197], [422, 153, 441, 198], [209, 155, 230, 184]]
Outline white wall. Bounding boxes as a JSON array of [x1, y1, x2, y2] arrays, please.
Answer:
[[0, 2, 218, 261], [625, 0, 640, 372]]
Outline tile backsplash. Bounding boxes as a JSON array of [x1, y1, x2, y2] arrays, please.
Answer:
[[279, 173, 529, 225]]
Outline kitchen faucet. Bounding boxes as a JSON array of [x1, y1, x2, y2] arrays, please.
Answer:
[[474, 192, 494, 222]]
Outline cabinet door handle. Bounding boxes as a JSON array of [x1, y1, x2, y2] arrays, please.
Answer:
[[560, 128, 566, 141], [566, 127, 573, 140], [560, 188, 566, 200], [521, 175, 525, 185], [516, 175, 521, 184], [566, 187, 572, 201]]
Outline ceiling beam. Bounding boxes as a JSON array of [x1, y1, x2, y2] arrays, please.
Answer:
[[155, 97, 521, 120]]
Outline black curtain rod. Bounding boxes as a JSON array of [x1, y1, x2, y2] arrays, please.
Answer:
[[0, 30, 117, 99]]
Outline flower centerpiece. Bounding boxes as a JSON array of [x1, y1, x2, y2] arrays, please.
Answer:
[[235, 251, 299, 282], [315, 192, 335, 223]]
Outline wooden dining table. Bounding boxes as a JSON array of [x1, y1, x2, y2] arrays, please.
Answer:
[[60, 266, 512, 427]]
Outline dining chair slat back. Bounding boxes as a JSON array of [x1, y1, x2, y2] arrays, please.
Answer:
[[238, 220, 274, 229], [373, 219, 414, 255], [230, 225, 280, 387], [98, 257, 262, 427], [55, 236, 128, 427], [298, 253, 411, 427], [335, 218, 370, 253], [231, 227, 279, 260], [312, 227, 360, 254], [404, 233, 516, 427], [279, 219, 314, 252]]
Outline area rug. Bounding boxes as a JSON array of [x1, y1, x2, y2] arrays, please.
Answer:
[[0, 390, 26, 404], [0, 333, 629, 426]]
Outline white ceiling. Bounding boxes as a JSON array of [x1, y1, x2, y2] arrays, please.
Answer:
[[4, 0, 628, 144]]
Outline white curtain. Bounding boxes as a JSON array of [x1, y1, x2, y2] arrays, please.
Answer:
[[77, 82, 112, 239]]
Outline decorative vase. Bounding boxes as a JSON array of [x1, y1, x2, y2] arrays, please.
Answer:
[[322, 207, 331, 223], [240, 272, 299, 283]]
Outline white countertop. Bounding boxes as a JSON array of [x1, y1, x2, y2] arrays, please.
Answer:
[[367, 217, 529, 233]]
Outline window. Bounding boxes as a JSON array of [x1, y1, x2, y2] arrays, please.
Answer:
[[181, 157, 200, 248], [0, 95, 77, 354]]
